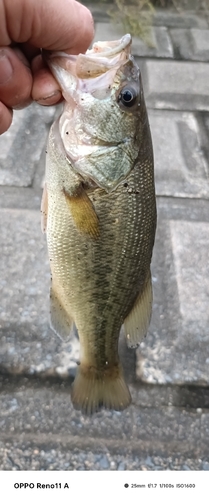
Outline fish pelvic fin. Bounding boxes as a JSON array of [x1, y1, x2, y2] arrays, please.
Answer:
[[41, 182, 48, 233], [71, 363, 131, 415], [49, 286, 75, 341], [63, 185, 100, 239], [124, 270, 152, 348]]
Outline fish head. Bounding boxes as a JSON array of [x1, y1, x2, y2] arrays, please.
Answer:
[[44, 35, 149, 192]]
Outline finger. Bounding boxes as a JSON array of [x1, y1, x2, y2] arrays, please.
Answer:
[[31, 55, 62, 105], [2, 0, 94, 54], [17, 43, 40, 62], [0, 101, 13, 135], [0, 46, 32, 109]]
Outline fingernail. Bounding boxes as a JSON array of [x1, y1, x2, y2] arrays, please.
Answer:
[[0, 51, 13, 84], [36, 90, 62, 106]]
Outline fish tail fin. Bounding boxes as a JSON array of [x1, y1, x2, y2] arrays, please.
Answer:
[[71, 363, 131, 415]]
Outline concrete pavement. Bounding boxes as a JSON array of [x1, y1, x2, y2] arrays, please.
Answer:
[[0, 3, 209, 470]]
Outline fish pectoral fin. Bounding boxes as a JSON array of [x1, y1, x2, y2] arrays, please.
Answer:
[[41, 182, 48, 234], [63, 185, 100, 239], [124, 271, 152, 348], [49, 287, 75, 341], [71, 363, 131, 415]]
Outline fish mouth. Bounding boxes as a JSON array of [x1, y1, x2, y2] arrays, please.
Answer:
[[45, 34, 131, 74], [43, 35, 132, 93]]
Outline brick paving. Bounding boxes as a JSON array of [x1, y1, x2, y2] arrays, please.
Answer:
[[0, 4, 209, 470]]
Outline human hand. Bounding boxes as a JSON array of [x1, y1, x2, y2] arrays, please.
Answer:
[[0, 0, 94, 134]]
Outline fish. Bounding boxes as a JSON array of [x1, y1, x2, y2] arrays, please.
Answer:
[[41, 34, 156, 414]]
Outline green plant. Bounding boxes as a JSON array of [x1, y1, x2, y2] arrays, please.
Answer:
[[109, 0, 155, 46]]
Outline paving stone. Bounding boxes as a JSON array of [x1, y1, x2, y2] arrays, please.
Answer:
[[170, 220, 209, 332], [157, 196, 209, 224], [170, 28, 194, 60], [0, 104, 55, 188], [0, 186, 42, 211], [143, 60, 209, 110], [137, 219, 209, 385], [148, 109, 209, 198], [200, 112, 209, 165], [153, 10, 208, 29], [170, 28, 209, 61], [94, 22, 173, 58], [190, 28, 209, 60]]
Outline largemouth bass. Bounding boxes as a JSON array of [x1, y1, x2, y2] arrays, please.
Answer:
[[42, 34, 156, 414]]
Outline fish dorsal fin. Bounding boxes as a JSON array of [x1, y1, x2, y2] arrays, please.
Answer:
[[41, 183, 48, 234], [123, 271, 152, 348], [49, 286, 75, 341]]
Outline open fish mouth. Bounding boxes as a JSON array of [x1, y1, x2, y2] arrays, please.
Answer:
[[43, 34, 132, 94], [45, 34, 132, 76]]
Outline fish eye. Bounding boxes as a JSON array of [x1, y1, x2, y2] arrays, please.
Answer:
[[118, 87, 137, 108]]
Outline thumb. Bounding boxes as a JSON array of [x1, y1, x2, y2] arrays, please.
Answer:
[[2, 0, 94, 54]]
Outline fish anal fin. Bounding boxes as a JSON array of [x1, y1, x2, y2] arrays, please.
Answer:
[[71, 363, 131, 415], [63, 186, 100, 239], [124, 271, 153, 348], [50, 286, 75, 341], [41, 183, 48, 234]]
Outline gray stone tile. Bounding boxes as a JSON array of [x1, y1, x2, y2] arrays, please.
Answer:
[[170, 28, 193, 60], [153, 10, 208, 29], [148, 109, 209, 198], [153, 26, 174, 58], [143, 60, 209, 110], [0, 104, 55, 188], [0, 186, 42, 210], [191, 29, 209, 60], [170, 28, 209, 62], [137, 219, 209, 385], [94, 22, 173, 58], [170, 220, 209, 333]]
